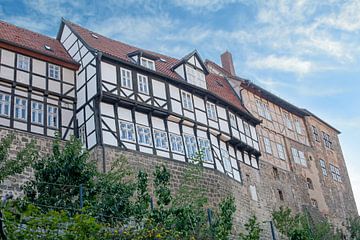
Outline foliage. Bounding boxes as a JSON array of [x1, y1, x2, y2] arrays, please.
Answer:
[[212, 195, 237, 240], [0, 134, 38, 183], [239, 215, 262, 240], [347, 216, 360, 240]]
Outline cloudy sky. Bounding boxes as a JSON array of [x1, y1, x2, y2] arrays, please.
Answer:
[[1, 0, 359, 212]]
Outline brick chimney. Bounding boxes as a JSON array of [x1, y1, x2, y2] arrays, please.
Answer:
[[221, 51, 236, 76]]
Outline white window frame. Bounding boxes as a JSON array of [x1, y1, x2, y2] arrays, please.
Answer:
[[185, 65, 206, 89], [120, 67, 133, 89], [294, 119, 302, 134], [78, 125, 86, 146], [229, 112, 237, 128], [320, 159, 327, 176], [14, 97, 27, 121], [263, 137, 272, 154], [198, 138, 213, 163], [256, 100, 271, 121], [181, 90, 193, 111], [322, 132, 332, 149], [284, 113, 293, 130], [119, 121, 136, 142], [47, 105, 58, 128], [221, 148, 232, 173], [291, 147, 307, 166], [48, 64, 60, 80], [312, 126, 319, 141], [136, 125, 152, 146], [243, 121, 251, 137], [169, 133, 184, 154], [153, 129, 168, 150], [31, 101, 44, 125], [17, 54, 30, 71], [298, 151, 307, 166], [276, 143, 285, 160], [0, 93, 11, 117], [183, 134, 198, 159], [206, 102, 217, 120], [137, 74, 149, 95], [140, 57, 155, 70], [330, 164, 342, 182]]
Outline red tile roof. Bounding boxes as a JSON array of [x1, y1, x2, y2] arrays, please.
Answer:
[[0, 20, 75, 65], [64, 20, 255, 120]]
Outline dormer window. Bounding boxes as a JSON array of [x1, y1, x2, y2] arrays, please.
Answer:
[[185, 65, 206, 89], [140, 57, 155, 71]]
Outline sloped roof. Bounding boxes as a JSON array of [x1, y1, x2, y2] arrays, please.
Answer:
[[62, 20, 257, 122], [0, 20, 76, 64]]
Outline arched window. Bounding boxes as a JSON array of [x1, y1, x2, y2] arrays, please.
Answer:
[[306, 178, 314, 190]]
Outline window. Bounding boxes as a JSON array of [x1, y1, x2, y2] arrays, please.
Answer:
[[185, 65, 206, 89], [221, 149, 232, 173], [311, 199, 318, 208], [153, 129, 168, 150], [140, 57, 155, 70], [137, 74, 149, 94], [31, 101, 43, 125], [256, 100, 271, 120], [78, 125, 86, 145], [206, 102, 217, 120], [306, 178, 314, 189], [121, 68, 132, 89], [284, 113, 293, 130], [137, 125, 152, 146], [312, 126, 319, 141], [273, 167, 279, 179], [330, 164, 342, 182], [184, 134, 197, 158], [17, 54, 30, 71], [294, 120, 302, 134], [198, 138, 212, 163], [15, 97, 27, 121], [170, 133, 184, 154], [276, 143, 285, 160], [47, 105, 58, 128], [181, 91, 193, 111], [229, 112, 237, 128], [320, 159, 327, 176], [322, 132, 332, 149], [243, 122, 251, 137], [278, 190, 284, 201], [48, 64, 60, 80], [119, 121, 135, 142], [0, 93, 10, 117], [263, 137, 272, 154], [291, 148, 307, 166]]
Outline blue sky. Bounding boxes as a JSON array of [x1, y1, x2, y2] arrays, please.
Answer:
[[1, 0, 359, 213]]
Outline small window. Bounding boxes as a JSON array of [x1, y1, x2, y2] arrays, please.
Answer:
[[273, 167, 279, 179], [119, 121, 136, 142], [320, 159, 327, 176], [169, 133, 184, 154], [31, 101, 44, 125], [48, 64, 60, 80], [14, 97, 27, 121], [0, 93, 11, 117], [181, 91, 193, 111], [276, 143, 286, 160], [311, 199, 318, 208], [229, 112, 237, 128], [17, 54, 30, 71], [294, 120, 302, 134], [120, 68, 133, 89], [47, 105, 58, 128], [185, 65, 206, 89], [137, 125, 152, 146], [306, 178, 314, 189], [243, 122, 251, 137], [312, 126, 319, 141], [137, 74, 149, 94], [299, 151, 307, 166], [221, 148, 232, 173], [78, 125, 86, 146], [206, 102, 217, 120], [184, 134, 197, 159], [140, 57, 155, 70], [263, 137, 272, 154], [278, 190, 284, 201], [256, 100, 272, 121], [284, 113, 293, 130], [198, 138, 212, 163], [322, 132, 332, 149], [153, 129, 168, 150], [330, 164, 342, 182], [291, 147, 307, 167]]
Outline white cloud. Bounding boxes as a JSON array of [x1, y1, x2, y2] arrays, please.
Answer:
[[173, 0, 240, 12], [247, 55, 313, 75]]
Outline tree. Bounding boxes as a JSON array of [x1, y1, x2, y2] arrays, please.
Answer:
[[239, 215, 262, 240], [347, 216, 360, 240], [0, 134, 38, 183]]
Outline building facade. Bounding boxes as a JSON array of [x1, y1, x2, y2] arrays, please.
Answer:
[[0, 19, 357, 236]]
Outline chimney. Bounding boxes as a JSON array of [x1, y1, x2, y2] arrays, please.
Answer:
[[221, 51, 236, 76]]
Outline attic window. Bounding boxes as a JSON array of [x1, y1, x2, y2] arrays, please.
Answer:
[[140, 57, 155, 71], [91, 33, 99, 39], [159, 58, 167, 63], [44, 45, 52, 51], [185, 64, 206, 89]]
